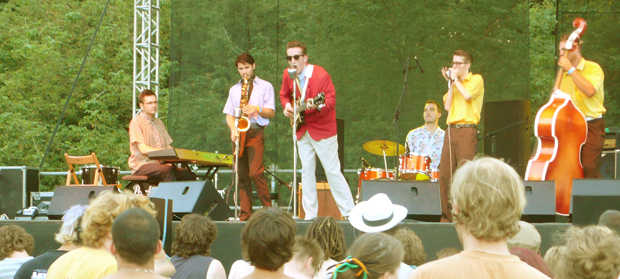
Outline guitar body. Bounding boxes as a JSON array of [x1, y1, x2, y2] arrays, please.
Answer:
[[525, 91, 587, 215], [290, 92, 325, 131]]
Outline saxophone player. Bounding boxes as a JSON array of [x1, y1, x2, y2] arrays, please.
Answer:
[[223, 52, 276, 221]]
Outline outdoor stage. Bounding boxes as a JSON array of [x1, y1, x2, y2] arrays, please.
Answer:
[[0, 220, 570, 273]]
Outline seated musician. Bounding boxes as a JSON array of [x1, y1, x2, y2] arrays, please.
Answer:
[[405, 100, 445, 171], [128, 89, 192, 182]]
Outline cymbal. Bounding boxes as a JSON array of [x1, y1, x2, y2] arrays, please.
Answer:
[[363, 140, 405, 156]]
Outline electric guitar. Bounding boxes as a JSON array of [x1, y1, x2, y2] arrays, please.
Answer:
[[290, 92, 325, 131]]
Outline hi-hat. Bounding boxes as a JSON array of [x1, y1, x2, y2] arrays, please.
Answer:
[[362, 140, 405, 156]]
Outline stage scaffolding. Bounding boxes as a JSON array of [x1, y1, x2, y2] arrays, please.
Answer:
[[132, 0, 160, 117]]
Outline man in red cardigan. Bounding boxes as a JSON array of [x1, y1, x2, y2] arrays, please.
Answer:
[[280, 41, 355, 220]]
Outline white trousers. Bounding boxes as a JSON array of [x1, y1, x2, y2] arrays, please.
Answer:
[[297, 132, 355, 219]]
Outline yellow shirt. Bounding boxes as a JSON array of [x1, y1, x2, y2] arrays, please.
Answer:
[[559, 58, 605, 119], [47, 247, 117, 279], [444, 72, 485, 124]]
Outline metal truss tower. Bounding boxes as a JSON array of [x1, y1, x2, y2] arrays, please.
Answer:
[[133, 0, 160, 117]]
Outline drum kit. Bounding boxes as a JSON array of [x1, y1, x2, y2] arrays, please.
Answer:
[[358, 140, 439, 189]]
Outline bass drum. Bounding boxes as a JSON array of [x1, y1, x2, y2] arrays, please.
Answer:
[[399, 153, 430, 180]]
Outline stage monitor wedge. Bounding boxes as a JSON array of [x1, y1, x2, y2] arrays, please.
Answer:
[[149, 180, 231, 221], [522, 180, 555, 223], [571, 179, 620, 226], [48, 186, 120, 220], [361, 180, 441, 222]]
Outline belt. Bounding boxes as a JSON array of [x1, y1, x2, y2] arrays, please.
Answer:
[[250, 123, 264, 129], [449, 124, 477, 129]]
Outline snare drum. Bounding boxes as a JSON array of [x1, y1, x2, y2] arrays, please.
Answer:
[[399, 153, 430, 180], [429, 169, 439, 182], [81, 165, 120, 185]]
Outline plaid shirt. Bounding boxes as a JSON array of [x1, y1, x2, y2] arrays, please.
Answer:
[[128, 112, 172, 173]]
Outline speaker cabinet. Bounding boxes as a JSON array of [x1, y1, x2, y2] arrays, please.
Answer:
[[571, 179, 620, 226], [48, 186, 120, 220], [361, 180, 441, 222], [601, 150, 620, 179], [483, 99, 531, 177], [298, 182, 342, 220], [149, 180, 231, 221], [0, 167, 39, 219], [522, 181, 555, 222], [150, 197, 173, 255], [316, 118, 344, 182]]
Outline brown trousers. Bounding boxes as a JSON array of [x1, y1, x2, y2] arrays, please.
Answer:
[[238, 126, 272, 220], [582, 118, 605, 178], [438, 127, 478, 221]]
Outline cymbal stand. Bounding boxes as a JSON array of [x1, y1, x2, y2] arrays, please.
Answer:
[[382, 146, 389, 175], [392, 54, 412, 179]]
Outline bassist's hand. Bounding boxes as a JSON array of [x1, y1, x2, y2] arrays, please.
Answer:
[[284, 103, 294, 118]]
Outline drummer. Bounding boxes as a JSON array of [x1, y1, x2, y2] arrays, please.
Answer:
[[405, 100, 445, 171]]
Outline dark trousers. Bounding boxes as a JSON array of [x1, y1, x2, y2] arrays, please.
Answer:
[[438, 127, 478, 221], [582, 118, 605, 178], [238, 126, 272, 220], [134, 163, 193, 182]]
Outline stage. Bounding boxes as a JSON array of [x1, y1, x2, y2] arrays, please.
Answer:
[[0, 220, 570, 273]]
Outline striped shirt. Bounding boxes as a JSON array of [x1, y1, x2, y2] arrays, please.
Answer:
[[0, 257, 34, 279]]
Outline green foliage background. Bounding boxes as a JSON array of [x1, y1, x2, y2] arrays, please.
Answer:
[[0, 0, 618, 193]]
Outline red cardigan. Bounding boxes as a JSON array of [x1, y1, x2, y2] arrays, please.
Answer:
[[279, 64, 337, 141]]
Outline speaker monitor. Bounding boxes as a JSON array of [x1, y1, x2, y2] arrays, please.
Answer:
[[316, 118, 344, 182], [361, 180, 441, 222], [150, 197, 173, 255], [149, 180, 231, 221], [48, 186, 120, 220], [571, 179, 620, 226], [483, 99, 531, 177], [298, 182, 342, 220], [0, 167, 39, 219], [522, 180, 555, 223], [601, 150, 620, 179]]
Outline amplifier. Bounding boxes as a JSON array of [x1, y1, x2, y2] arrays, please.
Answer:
[[604, 131, 620, 150]]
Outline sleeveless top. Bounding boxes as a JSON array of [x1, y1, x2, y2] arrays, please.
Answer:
[[170, 255, 214, 279]]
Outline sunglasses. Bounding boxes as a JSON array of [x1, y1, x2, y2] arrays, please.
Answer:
[[286, 54, 304, 61]]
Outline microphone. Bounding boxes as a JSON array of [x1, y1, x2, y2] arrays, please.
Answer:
[[288, 67, 297, 80], [414, 56, 425, 74]]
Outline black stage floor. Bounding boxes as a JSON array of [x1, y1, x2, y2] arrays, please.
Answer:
[[0, 220, 570, 273]]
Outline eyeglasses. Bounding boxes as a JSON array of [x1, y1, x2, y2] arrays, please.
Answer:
[[286, 55, 303, 61], [452, 61, 467, 67], [143, 101, 158, 106]]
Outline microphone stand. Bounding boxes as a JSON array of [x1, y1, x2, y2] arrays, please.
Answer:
[[291, 76, 300, 219], [392, 54, 412, 179], [233, 108, 242, 221]]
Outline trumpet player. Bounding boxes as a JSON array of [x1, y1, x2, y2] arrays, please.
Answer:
[[223, 52, 275, 221]]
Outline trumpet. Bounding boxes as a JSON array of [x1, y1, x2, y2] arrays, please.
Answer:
[[237, 78, 250, 132]]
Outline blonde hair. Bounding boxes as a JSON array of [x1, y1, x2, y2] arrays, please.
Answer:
[[393, 228, 426, 266], [80, 191, 155, 248], [292, 236, 324, 277], [305, 216, 347, 261], [451, 157, 525, 241], [436, 247, 460, 259], [334, 233, 403, 279], [543, 246, 565, 277], [555, 226, 620, 279]]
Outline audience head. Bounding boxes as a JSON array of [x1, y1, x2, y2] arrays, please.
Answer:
[[393, 228, 426, 266], [80, 191, 155, 248], [543, 246, 565, 276], [555, 225, 620, 279], [241, 207, 297, 271], [598, 210, 620, 233], [111, 208, 161, 265], [54, 205, 88, 246], [286, 236, 324, 278], [333, 233, 403, 279], [436, 247, 460, 259], [507, 221, 542, 254], [451, 157, 525, 241], [305, 216, 347, 261], [171, 214, 218, 258], [509, 247, 552, 277], [0, 225, 34, 259], [349, 193, 407, 233]]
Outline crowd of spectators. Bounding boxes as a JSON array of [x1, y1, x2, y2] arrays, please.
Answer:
[[2, 157, 620, 279]]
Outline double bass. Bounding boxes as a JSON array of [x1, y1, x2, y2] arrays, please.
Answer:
[[525, 18, 588, 216]]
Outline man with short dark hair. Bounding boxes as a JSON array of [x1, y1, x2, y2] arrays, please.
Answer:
[[102, 207, 166, 279], [280, 41, 355, 220], [438, 50, 484, 222], [557, 35, 605, 178], [240, 207, 296, 279], [223, 52, 275, 221], [405, 100, 445, 173]]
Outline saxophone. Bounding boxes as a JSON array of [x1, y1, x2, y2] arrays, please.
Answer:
[[237, 78, 250, 132]]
